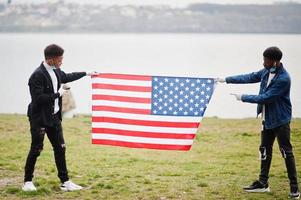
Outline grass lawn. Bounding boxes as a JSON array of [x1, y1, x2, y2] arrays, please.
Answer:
[[0, 114, 300, 200]]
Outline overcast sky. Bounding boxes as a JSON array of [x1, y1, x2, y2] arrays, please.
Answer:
[[1, 0, 301, 7]]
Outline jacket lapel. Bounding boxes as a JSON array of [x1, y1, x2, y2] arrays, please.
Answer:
[[265, 74, 278, 90], [40, 63, 54, 92]]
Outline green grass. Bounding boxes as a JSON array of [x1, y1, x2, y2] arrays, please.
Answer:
[[0, 114, 300, 200]]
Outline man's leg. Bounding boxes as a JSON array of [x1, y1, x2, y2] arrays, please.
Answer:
[[243, 127, 276, 192], [275, 123, 299, 196], [24, 121, 45, 182], [46, 115, 83, 191], [259, 128, 276, 184], [46, 117, 69, 183]]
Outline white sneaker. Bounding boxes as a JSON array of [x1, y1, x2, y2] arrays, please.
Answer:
[[22, 181, 37, 192], [60, 180, 83, 191]]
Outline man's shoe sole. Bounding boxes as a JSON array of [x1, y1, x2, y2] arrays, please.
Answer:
[[22, 188, 37, 192], [60, 187, 82, 192], [244, 187, 270, 193], [60, 187, 68, 192], [289, 194, 300, 199]]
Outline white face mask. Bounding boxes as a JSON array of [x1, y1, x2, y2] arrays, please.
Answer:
[[44, 60, 56, 69]]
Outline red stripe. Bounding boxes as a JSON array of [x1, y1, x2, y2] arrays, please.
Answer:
[[92, 139, 192, 151], [92, 117, 200, 128], [92, 94, 151, 103], [92, 73, 152, 81], [92, 83, 151, 92], [92, 128, 196, 139], [92, 106, 151, 115]]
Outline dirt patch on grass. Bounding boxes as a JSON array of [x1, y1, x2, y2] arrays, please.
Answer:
[[0, 176, 20, 190]]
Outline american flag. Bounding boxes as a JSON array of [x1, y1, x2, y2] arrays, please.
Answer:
[[91, 73, 215, 151]]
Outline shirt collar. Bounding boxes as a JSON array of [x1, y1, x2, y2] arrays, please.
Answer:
[[43, 61, 56, 70]]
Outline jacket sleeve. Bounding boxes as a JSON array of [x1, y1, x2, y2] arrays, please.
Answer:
[[241, 77, 290, 104], [58, 69, 87, 83], [226, 69, 264, 84], [29, 73, 60, 105]]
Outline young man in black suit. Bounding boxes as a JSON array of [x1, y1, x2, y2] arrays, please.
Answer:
[[23, 44, 95, 191]]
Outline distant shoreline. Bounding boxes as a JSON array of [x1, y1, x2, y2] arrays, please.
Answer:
[[1, 2, 300, 34], [1, 32, 301, 35]]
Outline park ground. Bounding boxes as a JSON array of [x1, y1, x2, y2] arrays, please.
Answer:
[[0, 114, 300, 200]]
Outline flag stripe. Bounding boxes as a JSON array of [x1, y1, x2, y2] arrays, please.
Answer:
[[92, 117, 200, 128], [93, 73, 152, 81], [92, 133, 194, 145], [92, 78, 152, 87], [92, 106, 151, 115], [92, 128, 196, 139], [92, 122, 198, 133], [93, 111, 202, 122], [93, 100, 151, 109], [92, 89, 152, 98], [92, 94, 151, 103], [92, 139, 192, 151], [92, 83, 152, 92]]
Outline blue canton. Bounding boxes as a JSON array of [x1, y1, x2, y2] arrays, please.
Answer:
[[151, 76, 214, 116]]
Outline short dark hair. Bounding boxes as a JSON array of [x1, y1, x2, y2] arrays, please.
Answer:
[[44, 44, 64, 59], [263, 46, 282, 61]]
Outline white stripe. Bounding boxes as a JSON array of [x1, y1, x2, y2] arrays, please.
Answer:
[[92, 89, 151, 98], [92, 134, 194, 145], [93, 78, 151, 87], [92, 111, 202, 123], [93, 100, 151, 109], [92, 122, 198, 134]]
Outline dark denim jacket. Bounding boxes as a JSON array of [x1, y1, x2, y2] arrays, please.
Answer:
[[226, 64, 291, 129]]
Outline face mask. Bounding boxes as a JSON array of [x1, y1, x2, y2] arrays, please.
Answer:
[[269, 62, 277, 74], [270, 66, 277, 74], [263, 64, 272, 70], [263, 62, 277, 74]]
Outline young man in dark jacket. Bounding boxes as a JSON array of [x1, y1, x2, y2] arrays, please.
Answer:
[[217, 47, 300, 199], [23, 44, 95, 192]]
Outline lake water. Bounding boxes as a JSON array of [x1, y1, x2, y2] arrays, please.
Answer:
[[0, 33, 300, 118]]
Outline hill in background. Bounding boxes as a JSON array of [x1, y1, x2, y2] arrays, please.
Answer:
[[0, 1, 301, 33]]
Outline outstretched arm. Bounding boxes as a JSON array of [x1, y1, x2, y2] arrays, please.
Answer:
[[225, 69, 265, 84], [241, 77, 290, 104], [58, 69, 87, 83]]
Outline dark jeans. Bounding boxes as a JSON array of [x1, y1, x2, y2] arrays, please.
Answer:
[[259, 123, 298, 189], [24, 114, 69, 183]]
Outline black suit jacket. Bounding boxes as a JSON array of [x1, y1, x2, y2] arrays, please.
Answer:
[[27, 62, 86, 127]]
